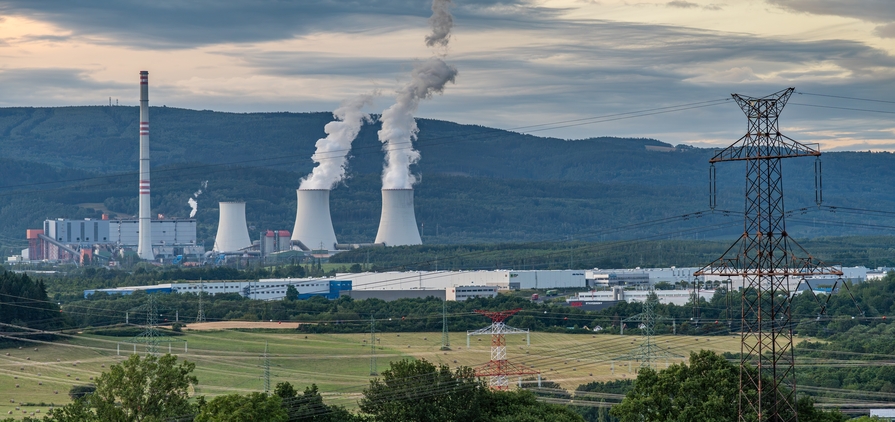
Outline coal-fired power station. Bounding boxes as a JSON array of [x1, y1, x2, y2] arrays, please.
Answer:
[[213, 202, 252, 253], [374, 189, 422, 246], [137, 71, 154, 261], [292, 189, 338, 251]]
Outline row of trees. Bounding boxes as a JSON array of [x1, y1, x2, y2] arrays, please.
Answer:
[[9, 354, 583, 422], [3, 351, 862, 422]]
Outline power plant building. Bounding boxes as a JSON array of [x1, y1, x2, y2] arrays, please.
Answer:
[[260, 230, 292, 256], [30, 218, 202, 262]]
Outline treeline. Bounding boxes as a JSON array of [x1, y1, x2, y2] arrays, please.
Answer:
[[0, 271, 65, 329], [331, 236, 895, 271]]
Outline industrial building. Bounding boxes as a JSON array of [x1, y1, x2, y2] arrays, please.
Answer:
[[23, 217, 202, 264], [85, 279, 352, 301], [340, 289, 446, 301], [342, 269, 586, 291], [566, 288, 716, 309], [586, 266, 871, 288], [446, 285, 499, 301], [260, 230, 292, 256], [587, 271, 650, 288]]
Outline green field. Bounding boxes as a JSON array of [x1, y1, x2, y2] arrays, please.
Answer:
[[0, 328, 746, 419]]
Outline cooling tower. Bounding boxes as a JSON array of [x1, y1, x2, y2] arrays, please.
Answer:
[[374, 189, 422, 246], [291, 189, 338, 251], [137, 71, 154, 260], [213, 202, 252, 253]]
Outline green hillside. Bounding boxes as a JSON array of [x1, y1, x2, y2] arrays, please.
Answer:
[[0, 106, 893, 252]]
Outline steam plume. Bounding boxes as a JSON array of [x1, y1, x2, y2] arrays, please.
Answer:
[[378, 0, 458, 189], [300, 94, 374, 190], [187, 198, 198, 218], [187, 180, 208, 218], [378, 58, 457, 189], [425, 0, 453, 47]]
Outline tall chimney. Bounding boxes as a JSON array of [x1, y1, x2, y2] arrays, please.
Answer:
[[137, 71, 154, 260], [374, 189, 422, 246], [213, 202, 253, 253], [292, 189, 338, 251]]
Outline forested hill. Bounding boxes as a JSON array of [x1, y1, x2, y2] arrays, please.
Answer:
[[0, 106, 894, 251]]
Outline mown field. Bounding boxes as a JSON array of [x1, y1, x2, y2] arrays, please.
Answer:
[[0, 327, 747, 419]]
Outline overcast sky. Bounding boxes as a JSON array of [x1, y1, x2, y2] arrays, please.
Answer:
[[0, 0, 892, 151]]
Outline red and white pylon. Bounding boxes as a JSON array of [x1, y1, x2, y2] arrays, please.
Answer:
[[468, 308, 539, 390]]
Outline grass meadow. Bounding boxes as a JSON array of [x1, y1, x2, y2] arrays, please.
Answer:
[[0, 328, 746, 419]]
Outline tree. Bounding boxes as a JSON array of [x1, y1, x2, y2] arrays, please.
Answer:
[[274, 381, 297, 399], [194, 392, 287, 422], [46, 353, 197, 422], [481, 389, 585, 422], [279, 383, 358, 422], [611, 350, 846, 422], [360, 359, 485, 422], [286, 285, 299, 301], [68, 384, 96, 400]]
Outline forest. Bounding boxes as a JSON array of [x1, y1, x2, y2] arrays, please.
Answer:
[[2, 107, 895, 253]]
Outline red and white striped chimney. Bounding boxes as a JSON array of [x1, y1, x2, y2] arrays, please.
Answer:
[[137, 71, 154, 260]]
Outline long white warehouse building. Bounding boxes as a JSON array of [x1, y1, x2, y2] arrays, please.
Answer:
[[341, 269, 586, 291]]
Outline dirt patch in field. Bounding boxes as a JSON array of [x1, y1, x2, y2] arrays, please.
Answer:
[[185, 321, 298, 331]]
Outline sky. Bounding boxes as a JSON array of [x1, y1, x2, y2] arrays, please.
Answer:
[[0, 0, 893, 151]]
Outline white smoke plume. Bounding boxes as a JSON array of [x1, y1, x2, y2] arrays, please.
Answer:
[[378, 58, 458, 189], [187, 198, 198, 218], [187, 180, 208, 218], [425, 0, 453, 47], [300, 94, 374, 190], [378, 0, 458, 189]]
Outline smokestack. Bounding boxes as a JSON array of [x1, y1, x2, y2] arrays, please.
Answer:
[[292, 189, 338, 251], [137, 71, 154, 260], [374, 189, 422, 246], [213, 202, 252, 253]]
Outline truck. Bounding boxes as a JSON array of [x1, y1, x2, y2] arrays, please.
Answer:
[[531, 293, 539, 302]]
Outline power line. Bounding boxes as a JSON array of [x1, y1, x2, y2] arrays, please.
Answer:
[[789, 102, 895, 115], [796, 91, 895, 105]]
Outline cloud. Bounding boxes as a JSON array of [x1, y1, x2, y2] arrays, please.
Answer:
[[766, 0, 895, 23], [874, 22, 895, 38], [0, 68, 129, 105], [667, 1, 699, 8], [0, 0, 535, 49]]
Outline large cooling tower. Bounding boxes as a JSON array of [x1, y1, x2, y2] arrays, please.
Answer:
[[374, 189, 422, 246], [213, 202, 252, 253], [292, 189, 338, 251]]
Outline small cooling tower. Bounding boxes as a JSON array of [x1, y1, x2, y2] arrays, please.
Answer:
[[213, 202, 252, 253], [292, 189, 338, 251], [374, 189, 422, 246]]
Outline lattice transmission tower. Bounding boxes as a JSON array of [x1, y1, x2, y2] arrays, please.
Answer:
[[440, 300, 451, 351], [624, 291, 682, 369], [195, 279, 206, 323], [467, 309, 537, 390], [695, 87, 842, 422], [129, 294, 162, 355]]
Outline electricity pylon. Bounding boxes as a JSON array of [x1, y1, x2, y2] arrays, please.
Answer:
[[696, 88, 842, 422], [441, 300, 451, 351]]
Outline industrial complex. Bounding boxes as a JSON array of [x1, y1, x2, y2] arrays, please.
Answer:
[[6, 70, 426, 266]]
